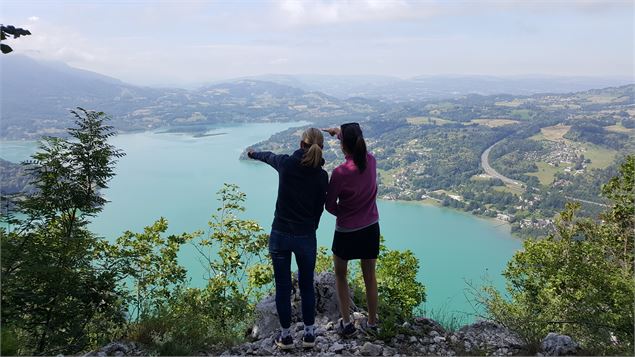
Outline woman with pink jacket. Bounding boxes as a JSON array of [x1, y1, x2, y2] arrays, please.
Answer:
[[323, 122, 379, 337]]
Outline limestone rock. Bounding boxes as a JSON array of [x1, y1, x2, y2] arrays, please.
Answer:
[[82, 341, 146, 357], [540, 333, 580, 356], [452, 320, 524, 355], [250, 272, 356, 340], [360, 342, 383, 356]]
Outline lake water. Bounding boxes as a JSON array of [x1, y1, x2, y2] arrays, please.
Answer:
[[1, 122, 521, 322]]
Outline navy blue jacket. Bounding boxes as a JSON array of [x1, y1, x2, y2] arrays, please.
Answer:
[[249, 149, 328, 234]]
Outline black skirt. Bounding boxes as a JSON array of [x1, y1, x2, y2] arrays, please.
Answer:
[[332, 222, 380, 260]]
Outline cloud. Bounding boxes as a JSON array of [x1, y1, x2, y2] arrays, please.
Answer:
[[9, 20, 107, 66], [27, 16, 39, 22], [274, 0, 436, 27], [270, 57, 290, 65]]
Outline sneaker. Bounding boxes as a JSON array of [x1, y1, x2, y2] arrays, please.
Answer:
[[337, 319, 357, 338], [302, 332, 316, 348], [363, 324, 379, 337], [275, 332, 294, 350]]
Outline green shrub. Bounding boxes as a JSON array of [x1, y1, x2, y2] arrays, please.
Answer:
[[123, 184, 272, 355], [316, 237, 426, 339], [478, 156, 634, 355]]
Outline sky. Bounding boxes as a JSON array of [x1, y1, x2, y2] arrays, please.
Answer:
[[1, 0, 633, 87]]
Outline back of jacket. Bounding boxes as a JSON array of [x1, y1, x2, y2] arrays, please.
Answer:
[[250, 149, 329, 234]]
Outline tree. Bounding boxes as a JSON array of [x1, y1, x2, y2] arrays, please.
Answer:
[[478, 156, 635, 354], [114, 218, 197, 321], [1, 25, 31, 54], [1, 108, 126, 355], [124, 184, 274, 355]]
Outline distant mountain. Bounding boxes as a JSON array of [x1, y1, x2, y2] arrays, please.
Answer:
[[0, 158, 32, 195], [242, 74, 633, 102], [1, 55, 165, 138], [0, 56, 381, 139], [2, 55, 632, 139]]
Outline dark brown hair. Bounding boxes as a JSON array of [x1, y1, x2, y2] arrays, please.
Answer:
[[341, 122, 367, 173]]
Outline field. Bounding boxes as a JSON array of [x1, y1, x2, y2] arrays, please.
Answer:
[[377, 168, 399, 186], [539, 124, 571, 141], [494, 99, 525, 107], [407, 116, 455, 126], [525, 162, 565, 186], [493, 184, 525, 195], [605, 122, 635, 134], [585, 95, 630, 104], [471, 118, 519, 127], [510, 109, 533, 120], [583, 143, 617, 169]]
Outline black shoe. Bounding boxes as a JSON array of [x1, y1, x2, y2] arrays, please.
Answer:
[[337, 319, 357, 338], [302, 332, 316, 348], [275, 333, 294, 350]]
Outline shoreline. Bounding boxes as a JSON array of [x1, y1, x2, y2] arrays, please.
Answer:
[[378, 197, 518, 239]]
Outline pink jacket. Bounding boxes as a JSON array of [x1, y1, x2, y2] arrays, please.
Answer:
[[325, 152, 379, 229]]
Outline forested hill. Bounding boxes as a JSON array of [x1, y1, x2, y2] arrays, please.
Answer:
[[249, 84, 634, 238], [0, 55, 383, 139], [243, 73, 632, 102], [2, 55, 631, 140]]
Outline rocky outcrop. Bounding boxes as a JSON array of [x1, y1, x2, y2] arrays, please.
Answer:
[[83, 341, 146, 357], [540, 333, 580, 356], [452, 320, 525, 355], [250, 272, 356, 340], [86, 272, 581, 356], [223, 272, 576, 356]]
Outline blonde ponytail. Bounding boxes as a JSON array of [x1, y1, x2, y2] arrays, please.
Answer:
[[301, 128, 324, 168]]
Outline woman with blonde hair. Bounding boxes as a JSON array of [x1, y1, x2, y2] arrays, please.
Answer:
[[247, 127, 328, 350]]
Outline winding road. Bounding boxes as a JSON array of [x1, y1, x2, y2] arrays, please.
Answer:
[[480, 141, 524, 189], [480, 140, 609, 208]]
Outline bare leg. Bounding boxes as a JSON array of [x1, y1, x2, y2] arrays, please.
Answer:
[[333, 254, 351, 323], [361, 259, 378, 325]]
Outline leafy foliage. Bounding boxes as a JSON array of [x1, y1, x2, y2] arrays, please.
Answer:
[[126, 184, 273, 355], [114, 218, 198, 321], [316, 237, 426, 329], [198, 184, 273, 304], [0, 25, 31, 54], [1, 109, 126, 355], [478, 156, 635, 354]]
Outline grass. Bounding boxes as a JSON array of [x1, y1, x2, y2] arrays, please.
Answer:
[[418, 306, 469, 333], [378, 168, 399, 186], [582, 143, 617, 169], [539, 124, 571, 141], [407, 116, 455, 126], [493, 185, 525, 195], [605, 122, 635, 134], [470, 119, 519, 128], [510, 109, 533, 120], [494, 99, 525, 107], [525, 162, 565, 186], [586, 95, 628, 104]]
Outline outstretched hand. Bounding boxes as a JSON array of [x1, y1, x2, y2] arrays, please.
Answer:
[[247, 148, 256, 159], [322, 127, 340, 137]]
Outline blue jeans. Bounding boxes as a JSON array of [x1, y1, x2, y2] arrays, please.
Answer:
[[269, 229, 317, 329]]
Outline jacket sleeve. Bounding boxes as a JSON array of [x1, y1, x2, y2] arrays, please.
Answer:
[[314, 171, 328, 230], [249, 151, 287, 171], [325, 170, 341, 216]]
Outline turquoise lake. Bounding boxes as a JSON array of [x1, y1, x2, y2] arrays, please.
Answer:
[[0, 122, 521, 322]]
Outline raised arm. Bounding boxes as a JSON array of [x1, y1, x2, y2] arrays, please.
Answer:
[[247, 149, 287, 171]]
